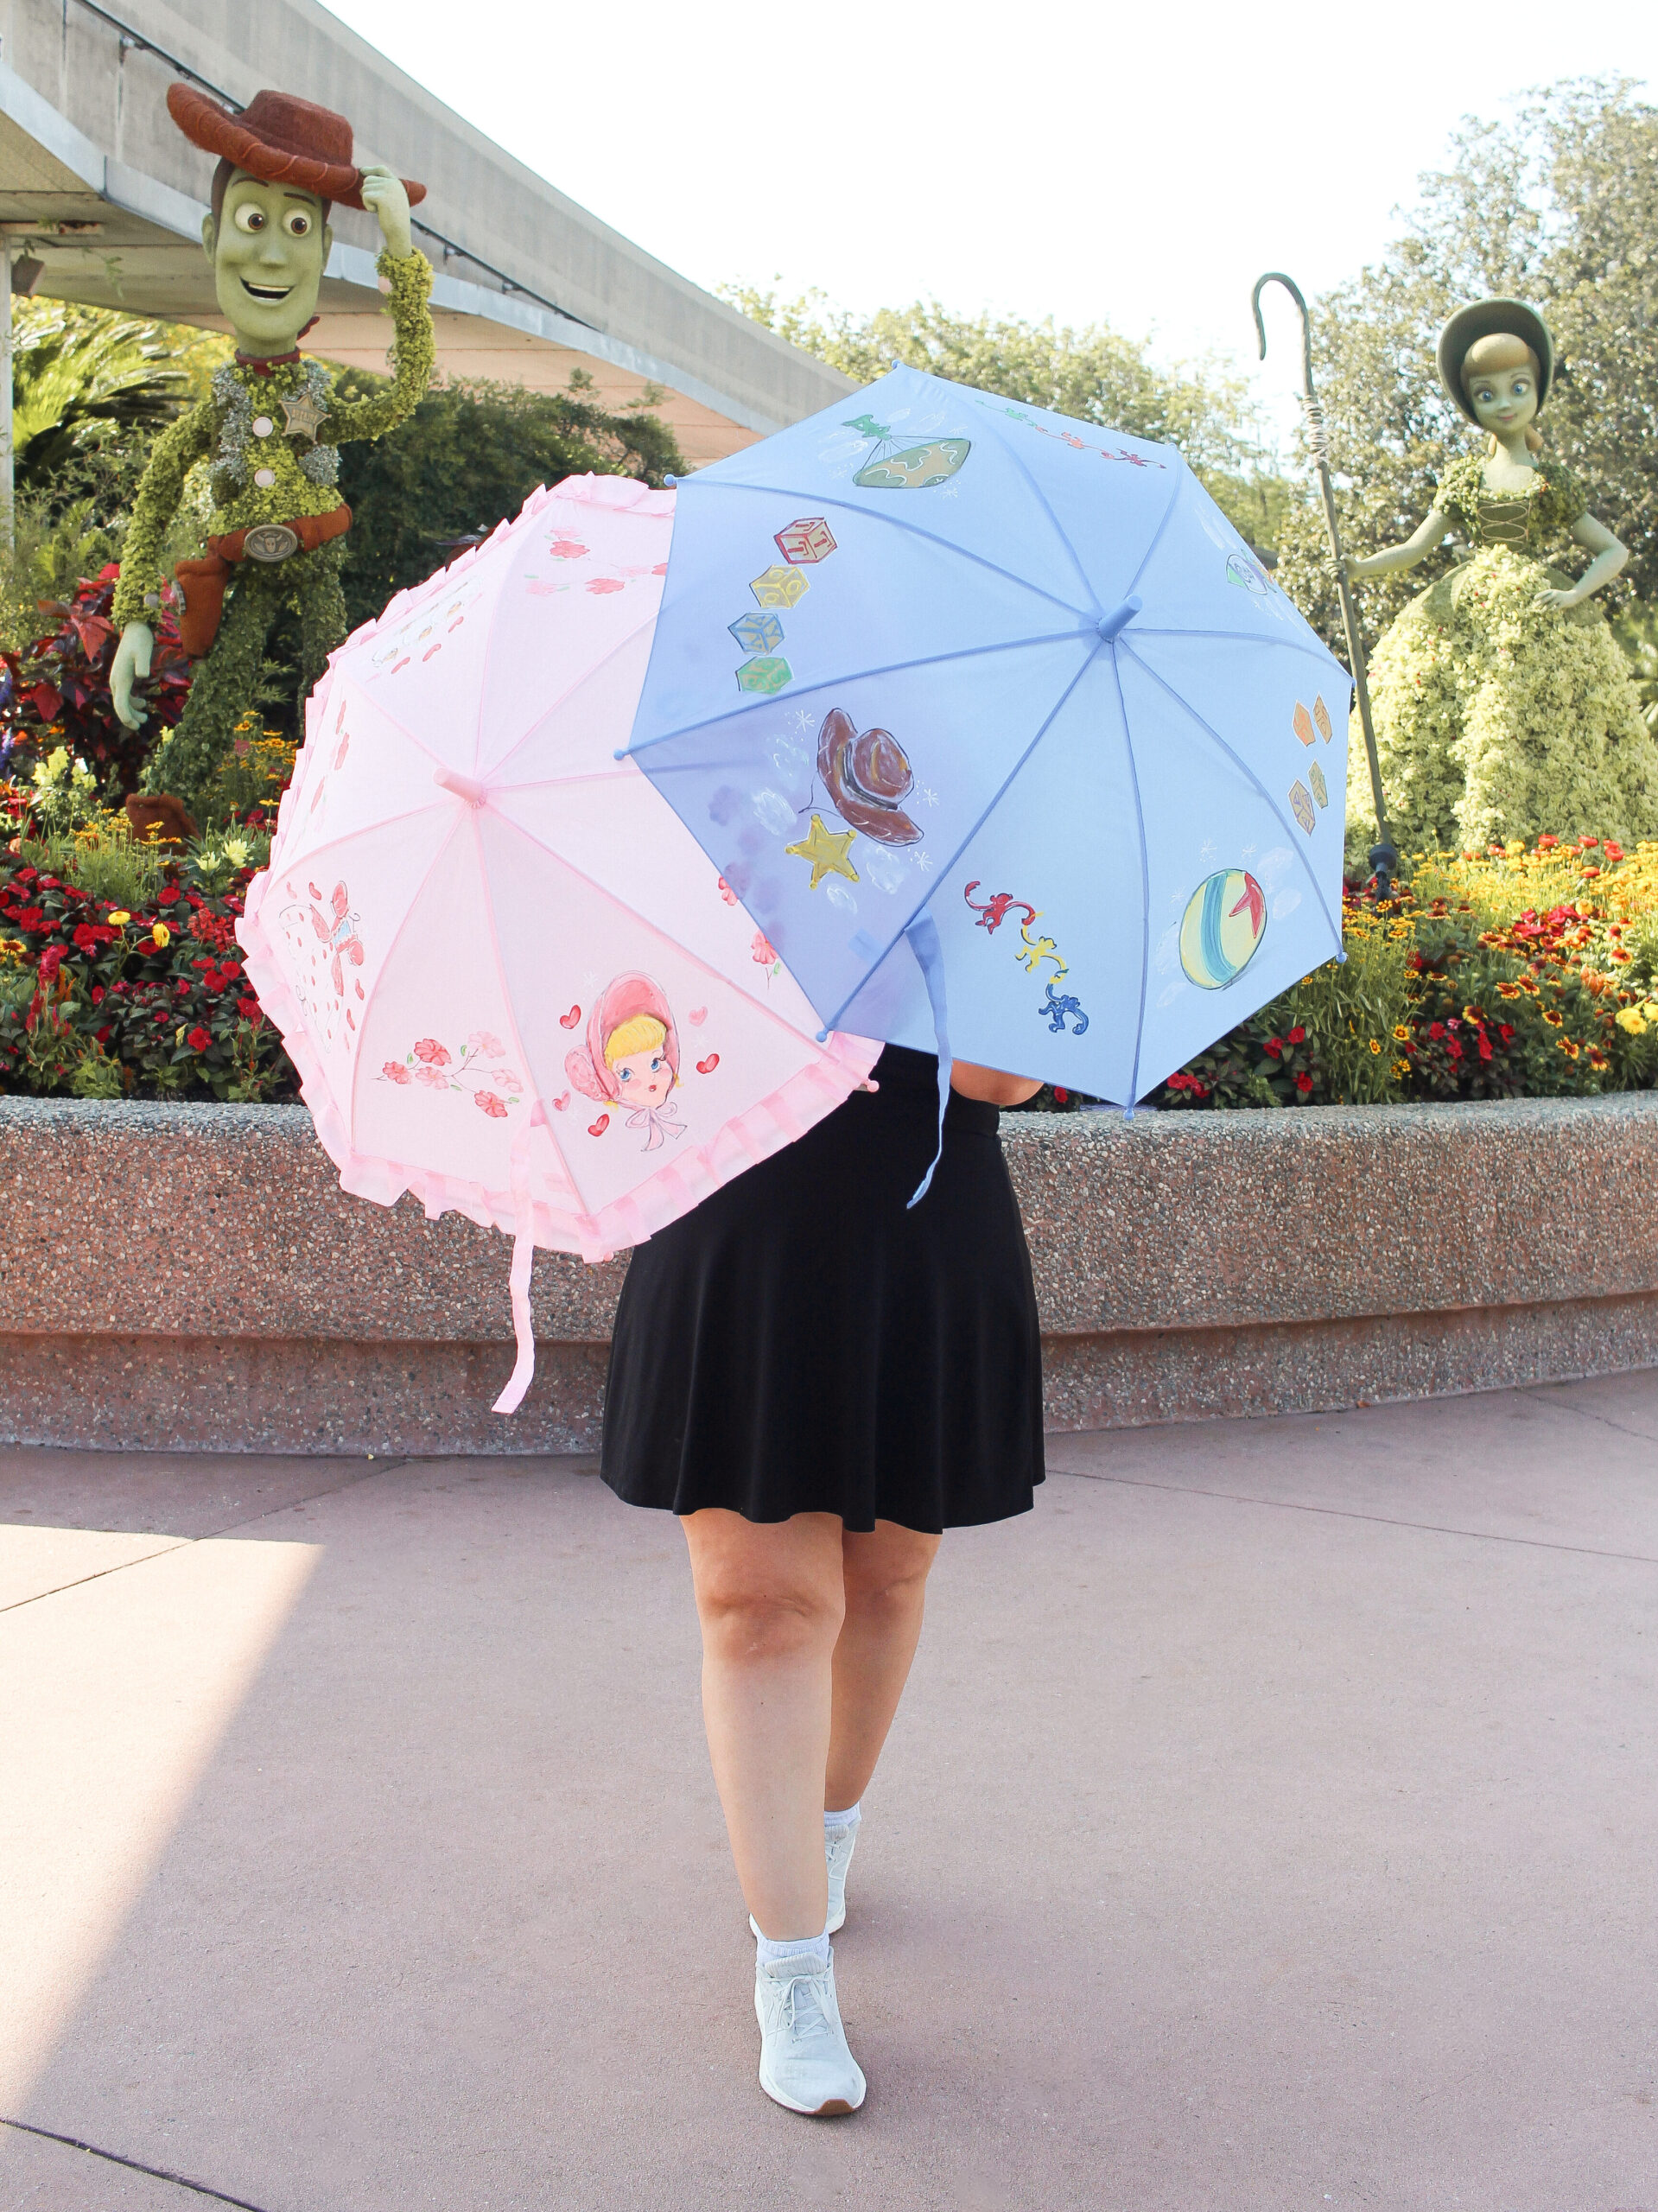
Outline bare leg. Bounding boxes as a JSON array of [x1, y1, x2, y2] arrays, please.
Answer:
[[683, 1510, 845, 1942], [827, 1523, 941, 1812]]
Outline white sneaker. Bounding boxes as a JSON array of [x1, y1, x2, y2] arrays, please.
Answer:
[[749, 1811, 861, 1942], [754, 1948, 866, 2115], [823, 1813, 860, 1936]]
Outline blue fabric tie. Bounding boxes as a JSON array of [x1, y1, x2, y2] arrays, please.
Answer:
[[904, 912, 951, 1208]]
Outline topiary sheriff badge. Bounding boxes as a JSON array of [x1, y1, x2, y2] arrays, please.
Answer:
[[110, 86, 437, 820]]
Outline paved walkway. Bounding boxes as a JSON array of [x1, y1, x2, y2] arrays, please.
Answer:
[[2, 1376, 1655, 2210]]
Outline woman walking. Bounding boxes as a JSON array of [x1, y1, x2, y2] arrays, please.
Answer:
[[600, 1042, 1045, 2113]]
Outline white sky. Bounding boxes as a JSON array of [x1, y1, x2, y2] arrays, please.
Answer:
[[321, 0, 1656, 449]]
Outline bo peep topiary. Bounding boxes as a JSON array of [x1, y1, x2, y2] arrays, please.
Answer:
[[1344, 298, 1658, 854]]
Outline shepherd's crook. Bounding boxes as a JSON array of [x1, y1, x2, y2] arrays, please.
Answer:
[[1252, 271, 1398, 896]]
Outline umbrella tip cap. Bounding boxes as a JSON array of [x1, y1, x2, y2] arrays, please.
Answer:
[[816, 1028, 829, 1044]]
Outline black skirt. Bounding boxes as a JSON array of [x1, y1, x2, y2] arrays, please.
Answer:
[[599, 1046, 1045, 1534]]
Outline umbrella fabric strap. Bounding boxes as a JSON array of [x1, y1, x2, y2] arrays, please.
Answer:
[[492, 1100, 547, 1416], [904, 912, 951, 1209], [492, 1224, 537, 1416]]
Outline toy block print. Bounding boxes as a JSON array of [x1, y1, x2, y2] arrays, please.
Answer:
[[1313, 695, 1333, 741], [751, 565, 810, 610], [736, 655, 793, 695], [775, 516, 836, 564], [1289, 779, 1317, 834], [1310, 761, 1329, 809], [729, 610, 785, 654], [1293, 702, 1316, 747]]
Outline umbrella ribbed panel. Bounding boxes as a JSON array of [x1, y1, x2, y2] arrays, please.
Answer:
[[630, 363, 1352, 1106], [239, 474, 879, 1414]]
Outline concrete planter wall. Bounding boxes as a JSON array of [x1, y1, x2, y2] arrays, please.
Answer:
[[3, 1094, 1655, 1455]]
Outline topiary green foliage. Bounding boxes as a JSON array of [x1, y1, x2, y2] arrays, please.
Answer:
[[1359, 549, 1658, 855], [334, 374, 683, 634]]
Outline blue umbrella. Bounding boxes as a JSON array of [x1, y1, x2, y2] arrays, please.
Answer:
[[623, 364, 1350, 1192]]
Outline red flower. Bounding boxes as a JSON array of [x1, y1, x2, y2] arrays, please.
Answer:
[[1262, 1037, 1283, 1059], [473, 1089, 508, 1117], [1286, 1026, 1306, 1044], [157, 886, 181, 906], [11, 905, 44, 931], [91, 985, 105, 1006], [1052, 1086, 1069, 1103], [1605, 842, 1625, 864], [1499, 1024, 1515, 1042], [382, 1060, 410, 1084], [220, 959, 242, 979], [1446, 1039, 1464, 1060], [1428, 1021, 1445, 1040], [1478, 1035, 1493, 1061], [187, 1026, 211, 1052], [1294, 1071, 1313, 1094], [413, 1037, 451, 1065], [238, 995, 262, 1021], [585, 576, 626, 594]]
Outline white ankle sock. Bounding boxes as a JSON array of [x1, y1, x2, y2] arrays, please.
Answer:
[[755, 1929, 831, 1967], [824, 1802, 861, 1834]]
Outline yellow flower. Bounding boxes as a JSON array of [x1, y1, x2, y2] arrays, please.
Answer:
[[152, 922, 171, 948], [1559, 1037, 1580, 1058], [175, 1025, 186, 1046], [1393, 1024, 1409, 1040], [1393, 1058, 1412, 1078], [1369, 1039, 1382, 1054], [1617, 1007, 1649, 1036], [1542, 1008, 1563, 1027], [1497, 982, 1521, 1000], [108, 910, 130, 926]]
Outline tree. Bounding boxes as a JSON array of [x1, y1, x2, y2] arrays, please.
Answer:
[[721, 286, 1286, 550], [334, 374, 683, 634], [1275, 79, 1658, 654], [10, 301, 219, 500]]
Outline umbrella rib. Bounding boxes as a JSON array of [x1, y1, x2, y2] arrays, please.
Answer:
[[273, 792, 451, 878], [626, 626, 1097, 758], [1104, 647, 1154, 1108], [675, 477, 1094, 621], [1120, 460, 1187, 601], [818, 642, 1104, 1034], [970, 403, 1102, 616], [489, 807, 841, 1056], [1132, 625, 1344, 672], [1117, 640, 1344, 948], [469, 808, 603, 1221], [483, 606, 664, 784], [344, 805, 467, 1142]]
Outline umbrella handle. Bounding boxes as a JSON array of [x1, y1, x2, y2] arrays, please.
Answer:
[[1252, 272, 1398, 897]]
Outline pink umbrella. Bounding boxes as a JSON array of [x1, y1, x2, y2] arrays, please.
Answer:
[[238, 474, 878, 1412]]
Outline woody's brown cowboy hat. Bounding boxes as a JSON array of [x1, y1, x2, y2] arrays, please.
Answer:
[[1437, 297, 1554, 423], [166, 83, 426, 211], [816, 707, 922, 847]]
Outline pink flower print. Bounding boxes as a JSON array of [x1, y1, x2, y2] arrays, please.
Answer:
[[413, 1064, 449, 1088], [467, 1030, 505, 1055], [751, 931, 778, 966], [413, 1037, 451, 1065], [585, 576, 626, 594], [549, 539, 588, 560], [490, 1069, 523, 1089], [473, 1090, 508, 1118], [651, 562, 668, 575], [382, 1060, 410, 1084]]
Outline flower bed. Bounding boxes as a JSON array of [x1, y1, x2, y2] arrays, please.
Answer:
[[4, 765, 1657, 1114]]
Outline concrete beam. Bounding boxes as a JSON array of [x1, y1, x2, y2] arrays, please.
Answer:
[[0, 0, 856, 462]]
